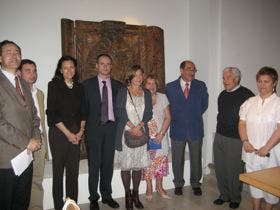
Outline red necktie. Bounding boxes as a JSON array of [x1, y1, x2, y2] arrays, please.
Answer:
[[15, 76, 25, 100], [183, 82, 189, 99]]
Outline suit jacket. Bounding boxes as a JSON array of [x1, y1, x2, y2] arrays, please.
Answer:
[[83, 76, 123, 144], [166, 78, 208, 141], [0, 71, 41, 168], [114, 86, 153, 151], [36, 88, 48, 159]]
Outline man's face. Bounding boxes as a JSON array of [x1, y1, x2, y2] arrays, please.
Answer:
[[180, 61, 196, 82], [223, 70, 238, 91], [19, 63, 37, 85], [96, 56, 112, 77], [0, 43, 21, 73]]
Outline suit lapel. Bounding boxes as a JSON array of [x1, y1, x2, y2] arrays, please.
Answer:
[[93, 77, 102, 104], [0, 71, 26, 106]]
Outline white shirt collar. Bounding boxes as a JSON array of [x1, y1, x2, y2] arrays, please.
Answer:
[[1, 68, 17, 87]]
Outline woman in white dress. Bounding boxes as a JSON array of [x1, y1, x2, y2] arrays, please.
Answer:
[[115, 65, 153, 210], [142, 75, 171, 200], [239, 67, 280, 210]]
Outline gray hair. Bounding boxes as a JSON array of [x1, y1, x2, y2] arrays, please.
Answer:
[[223, 67, 241, 84]]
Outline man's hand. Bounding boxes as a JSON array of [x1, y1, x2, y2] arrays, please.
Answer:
[[27, 138, 41, 153]]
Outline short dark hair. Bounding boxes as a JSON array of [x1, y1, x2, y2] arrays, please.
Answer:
[[96, 54, 112, 63], [18, 59, 37, 71], [179, 60, 196, 70], [53, 55, 79, 82], [256, 66, 278, 93], [0, 40, 21, 56]]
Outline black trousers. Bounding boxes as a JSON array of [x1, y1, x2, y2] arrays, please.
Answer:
[[0, 163, 33, 210], [86, 122, 116, 202], [49, 126, 80, 210]]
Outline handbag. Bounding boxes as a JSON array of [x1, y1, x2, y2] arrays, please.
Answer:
[[148, 138, 162, 150], [124, 90, 149, 148]]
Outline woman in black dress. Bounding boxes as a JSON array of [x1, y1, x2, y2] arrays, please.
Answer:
[[46, 55, 86, 210]]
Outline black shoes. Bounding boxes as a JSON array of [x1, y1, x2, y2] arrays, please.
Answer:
[[213, 198, 227, 205], [229, 202, 240, 209], [174, 187, 183, 195], [102, 198, 120, 208], [192, 187, 202, 196], [90, 201, 99, 210], [213, 198, 239, 209]]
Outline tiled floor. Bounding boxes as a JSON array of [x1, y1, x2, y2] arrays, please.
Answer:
[[51, 174, 280, 210]]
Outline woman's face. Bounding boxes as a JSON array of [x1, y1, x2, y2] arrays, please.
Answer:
[[61, 60, 75, 81], [131, 69, 143, 87], [257, 74, 276, 97], [144, 78, 157, 94]]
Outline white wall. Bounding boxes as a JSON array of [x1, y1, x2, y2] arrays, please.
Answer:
[[1, 0, 280, 206], [0, 0, 188, 95]]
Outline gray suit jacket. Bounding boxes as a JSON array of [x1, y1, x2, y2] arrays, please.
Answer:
[[0, 70, 41, 168]]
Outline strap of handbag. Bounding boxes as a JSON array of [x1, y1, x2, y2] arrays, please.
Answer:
[[127, 89, 146, 132]]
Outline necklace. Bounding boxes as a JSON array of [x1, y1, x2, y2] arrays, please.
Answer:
[[65, 81, 74, 89]]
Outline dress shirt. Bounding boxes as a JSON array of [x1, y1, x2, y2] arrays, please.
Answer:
[[31, 85, 42, 132], [98, 75, 114, 121], [180, 77, 191, 92]]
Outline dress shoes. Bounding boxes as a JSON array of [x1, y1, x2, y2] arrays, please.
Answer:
[[102, 198, 120, 208], [229, 202, 240, 209], [174, 187, 183, 195], [192, 187, 202, 196], [213, 198, 227, 205], [90, 201, 100, 210]]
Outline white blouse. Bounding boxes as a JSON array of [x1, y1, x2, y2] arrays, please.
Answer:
[[239, 93, 280, 165]]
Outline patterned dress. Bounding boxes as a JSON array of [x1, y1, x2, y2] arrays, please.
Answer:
[[142, 93, 169, 180], [114, 92, 150, 170]]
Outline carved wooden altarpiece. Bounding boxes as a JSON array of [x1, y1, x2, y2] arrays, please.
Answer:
[[61, 19, 165, 158]]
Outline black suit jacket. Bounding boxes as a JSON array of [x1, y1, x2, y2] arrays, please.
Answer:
[[83, 76, 122, 144]]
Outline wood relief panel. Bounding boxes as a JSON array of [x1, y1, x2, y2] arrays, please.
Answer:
[[61, 19, 165, 158]]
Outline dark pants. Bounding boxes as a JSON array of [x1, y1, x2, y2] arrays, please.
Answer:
[[171, 139, 203, 188], [86, 122, 116, 202], [0, 163, 33, 210], [213, 133, 243, 203], [49, 126, 80, 210]]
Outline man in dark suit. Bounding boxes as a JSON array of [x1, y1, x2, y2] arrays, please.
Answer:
[[0, 40, 41, 210], [166, 60, 208, 196], [83, 54, 122, 210]]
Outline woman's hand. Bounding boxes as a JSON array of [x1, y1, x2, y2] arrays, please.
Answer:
[[256, 145, 270, 157], [75, 129, 84, 143], [243, 141, 255, 153], [130, 125, 143, 136], [155, 133, 164, 144], [66, 132, 78, 144]]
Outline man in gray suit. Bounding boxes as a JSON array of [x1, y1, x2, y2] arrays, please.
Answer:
[[18, 59, 48, 210], [0, 40, 41, 210]]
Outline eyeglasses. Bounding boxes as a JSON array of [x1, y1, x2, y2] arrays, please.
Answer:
[[185, 68, 197, 73]]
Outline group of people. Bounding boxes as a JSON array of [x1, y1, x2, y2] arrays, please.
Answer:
[[0, 39, 279, 210]]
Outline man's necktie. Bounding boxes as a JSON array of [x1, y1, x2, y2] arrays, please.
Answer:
[[183, 82, 189, 99], [15, 76, 25, 100], [101, 80, 109, 123]]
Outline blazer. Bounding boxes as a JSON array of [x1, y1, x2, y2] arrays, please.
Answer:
[[114, 86, 153, 151], [36, 88, 48, 159], [0, 71, 41, 168], [166, 78, 208, 141], [83, 76, 123, 144]]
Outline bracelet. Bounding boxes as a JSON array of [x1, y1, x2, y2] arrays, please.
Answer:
[[159, 131, 165, 136]]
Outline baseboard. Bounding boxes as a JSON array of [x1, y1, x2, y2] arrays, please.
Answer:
[[43, 159, 191, 209]]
